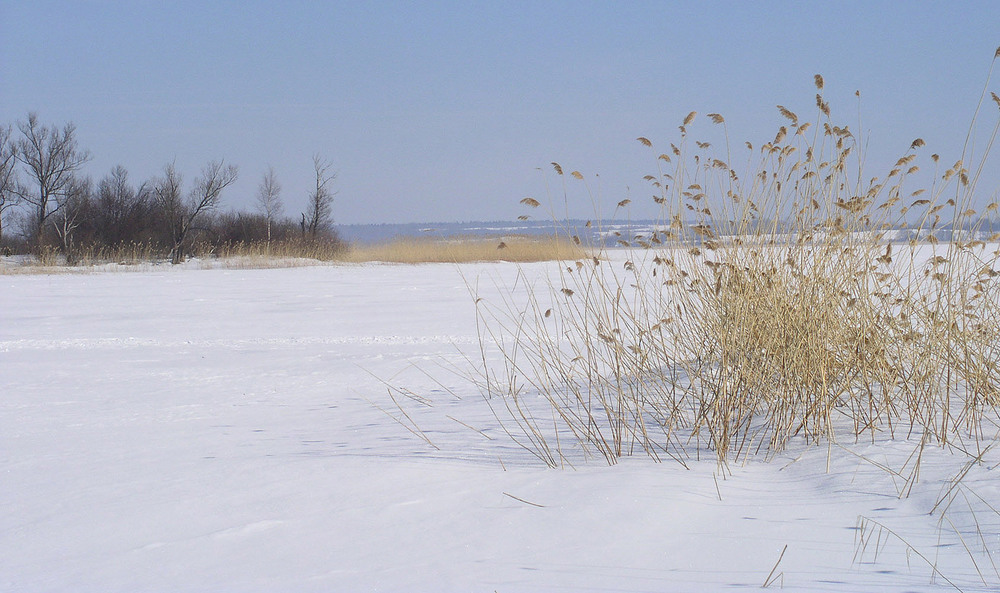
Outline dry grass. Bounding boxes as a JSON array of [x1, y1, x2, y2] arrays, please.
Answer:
[[339, 235, 585, 264], [212, 240, 346, 262], [472, 48, 1000, 468], [0, 262, 81, 275], [1, 234, 583, 273], [0, 239, 349, 273]]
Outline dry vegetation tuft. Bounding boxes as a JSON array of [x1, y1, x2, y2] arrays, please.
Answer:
[[212, 240, 346, 263], [340, 235, 584, 264], [472, 49, 1000, 468]]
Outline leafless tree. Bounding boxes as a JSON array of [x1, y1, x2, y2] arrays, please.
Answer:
[[255, 166, 283, 243], [152, 163, 184, 255], [51, 176, 93, 264], [0, 125, 19, 248], [302, 154, 336, 240], [95, 165, 151, 246], [14, 113, 91, 249], [155, 160, 238, 264]]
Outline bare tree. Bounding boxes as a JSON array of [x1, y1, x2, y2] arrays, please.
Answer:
[[51, 176, 93, 264], [95, 165, 151, 246], [0, 125, 19, 248], [14, 113, 91, 249], [255, 166, 283, 243], [152, 163, 185, 259], [155, 160, 238, 264], [302, 154, 336, 240]]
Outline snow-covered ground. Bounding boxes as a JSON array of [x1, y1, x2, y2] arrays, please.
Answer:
[[3, 261, 999, 592]]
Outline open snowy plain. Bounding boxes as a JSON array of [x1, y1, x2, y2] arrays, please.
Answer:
[[3, 259, 1000, 592]]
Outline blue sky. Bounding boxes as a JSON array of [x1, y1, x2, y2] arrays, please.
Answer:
[[2, 1, 999, 224]]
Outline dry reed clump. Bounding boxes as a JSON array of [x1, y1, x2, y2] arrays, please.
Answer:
[[212, 240, 346, 264], [0, 240, 348, 272], [473, 49, 1000, 467], [70, 242, 165, 265], [341, 235, 584, 264], [0, 245, 151, 273]]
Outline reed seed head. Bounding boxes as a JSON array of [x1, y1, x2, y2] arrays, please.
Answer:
[[776, 105, 798, 124]]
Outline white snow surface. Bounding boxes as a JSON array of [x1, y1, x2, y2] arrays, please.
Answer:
[[3, 261, 1000, 592]]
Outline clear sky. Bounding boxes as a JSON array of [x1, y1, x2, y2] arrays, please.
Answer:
[[2, 1, 999, 224]]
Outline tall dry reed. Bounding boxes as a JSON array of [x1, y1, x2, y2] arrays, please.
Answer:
[[473, 49, 1000, 467]]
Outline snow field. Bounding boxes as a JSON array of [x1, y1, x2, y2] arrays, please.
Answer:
[[2, 262, 999, 592]]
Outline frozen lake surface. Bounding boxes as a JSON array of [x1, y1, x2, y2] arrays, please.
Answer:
[[2, 261, 999, 592]]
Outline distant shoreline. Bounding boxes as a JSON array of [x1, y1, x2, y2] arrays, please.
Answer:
[[335, 218, 1000, 246]]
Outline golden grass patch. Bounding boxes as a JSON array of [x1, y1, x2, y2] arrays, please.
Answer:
[[339, 235, 585, 264]]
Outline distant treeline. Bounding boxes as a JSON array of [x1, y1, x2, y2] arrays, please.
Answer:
[[0, 113, 344, 264]]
